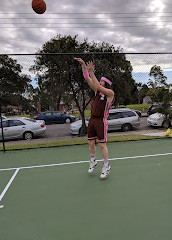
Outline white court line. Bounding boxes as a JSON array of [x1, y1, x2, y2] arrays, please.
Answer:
[[0, 152, 171, 209], [0, 168, 20, 203], [0, 152, 172, 172]]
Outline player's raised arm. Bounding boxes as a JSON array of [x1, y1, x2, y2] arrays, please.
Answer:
[[74, 57, 96, 91], [86, 61, 114, 101]]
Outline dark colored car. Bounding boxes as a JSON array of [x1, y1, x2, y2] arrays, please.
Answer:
[[147, 104, 162, 116], [147, 104, 172, 116], [34, 111, 75, 124]]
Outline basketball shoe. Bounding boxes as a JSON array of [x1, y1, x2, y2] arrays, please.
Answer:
[[100, 164, 111, 179], [88, 159, 97, 173]]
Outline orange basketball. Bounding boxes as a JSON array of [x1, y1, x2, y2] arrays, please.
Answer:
[[32, 0, 46, 14]]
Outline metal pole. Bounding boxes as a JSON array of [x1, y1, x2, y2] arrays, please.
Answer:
[[0, 105, 6, 153]]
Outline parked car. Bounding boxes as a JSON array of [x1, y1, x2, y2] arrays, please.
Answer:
[[0, 117, 46, 140], [147, 112, 172, 128], [70, 108, 140, 135], [147, 104, 162, 116], [1, 116, 7, 120], [112, 107, 142, 117], [34, 111, 76, 124]]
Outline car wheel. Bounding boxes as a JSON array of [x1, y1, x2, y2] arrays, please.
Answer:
[[65, 118, 71, 123], [121, 123, 132, 132], [23, 132, 33, 140], [162, 120, 170, 128]]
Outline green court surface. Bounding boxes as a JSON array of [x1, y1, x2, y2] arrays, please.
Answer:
[[0, 139, 172, 240]]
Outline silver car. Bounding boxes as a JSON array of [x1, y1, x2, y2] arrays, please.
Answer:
[[0, 117, 46, 140], [147, 112, 172, 128], [70, 109, 140, 135]]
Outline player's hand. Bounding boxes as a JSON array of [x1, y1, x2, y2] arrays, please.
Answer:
[[74, 57, 85, 65], [86, 61, 95, 72]]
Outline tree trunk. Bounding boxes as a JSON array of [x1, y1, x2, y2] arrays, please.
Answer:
[[68, 72, 87, 136], [56, 95, 61, 111], [79, 110, 87, 136]]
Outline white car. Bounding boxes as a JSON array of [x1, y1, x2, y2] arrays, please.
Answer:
[[1, 115, 7, 120], [0, 117, 46, 140], [147, 112, 172, 128], [70, 109, 140, 135]]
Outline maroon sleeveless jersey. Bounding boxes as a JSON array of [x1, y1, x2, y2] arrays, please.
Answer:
[[91, 91, 111, 119]]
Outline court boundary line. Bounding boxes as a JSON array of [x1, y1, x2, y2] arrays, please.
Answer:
[[0, 152, 172, 172], [0, 168, 20, 208], [0, 152, 172, 209]]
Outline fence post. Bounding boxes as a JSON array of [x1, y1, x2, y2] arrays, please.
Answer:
[[0, 105, 6, 153]]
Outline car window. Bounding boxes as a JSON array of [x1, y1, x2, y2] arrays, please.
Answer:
[[108, 112, 123, 120], [151, 105, 161, 109], [53, 112, 61, 116], [45, 112, 52, 116], [0, 120, 9, 128], [121, 111, 136, 117], [9, 120, 25, 127]]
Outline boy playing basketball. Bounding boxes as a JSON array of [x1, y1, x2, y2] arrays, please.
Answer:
[[74, 58, 114, 179]]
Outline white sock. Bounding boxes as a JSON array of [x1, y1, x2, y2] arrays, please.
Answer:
[[90, 154, 95, 161], [104, 158, 109, 166]]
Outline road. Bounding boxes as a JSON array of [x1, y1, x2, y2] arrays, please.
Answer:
[[3, 116, 165, 146], [44, 117, 148, 138], [44, 116, 164, 138]]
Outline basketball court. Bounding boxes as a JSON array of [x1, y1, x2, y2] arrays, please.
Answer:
[[0, 138, 172, 240]]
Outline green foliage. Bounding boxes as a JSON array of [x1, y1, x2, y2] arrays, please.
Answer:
[[157, 92, 172, 113], [30, 35, 137, 111], [30, 35, 137, 136], [148, 65, 167, 88], [146, 65, 172, 113], [0, 55, 31, 107]]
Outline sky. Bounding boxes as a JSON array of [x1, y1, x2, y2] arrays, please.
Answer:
[[0, 0, 172, 86]]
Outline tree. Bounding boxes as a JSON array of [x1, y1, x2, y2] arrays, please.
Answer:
[[80, 44, 136, 106], [30, 35, 94, 135], [0, 55, 31, 110], [148, 65, 167, 89], [146, 65, 172, 127], [147, 65, 168, 103], [156, 90, 172, 128], [136, 82, 149, 104], [30, 35, 77, 111], [30, 35, 136, 136]]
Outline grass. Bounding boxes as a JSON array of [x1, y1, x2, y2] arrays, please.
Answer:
[[0, 134, 161, 151], [4, 114, 31, 118], [71, 104, 151, 118], [125, 104, 151, 113]]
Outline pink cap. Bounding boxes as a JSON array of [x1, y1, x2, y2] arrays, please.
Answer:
[[101, 77, 112, 86]]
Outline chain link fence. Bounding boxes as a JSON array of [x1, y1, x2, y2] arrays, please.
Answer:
[[0, 52, 172, 151]]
